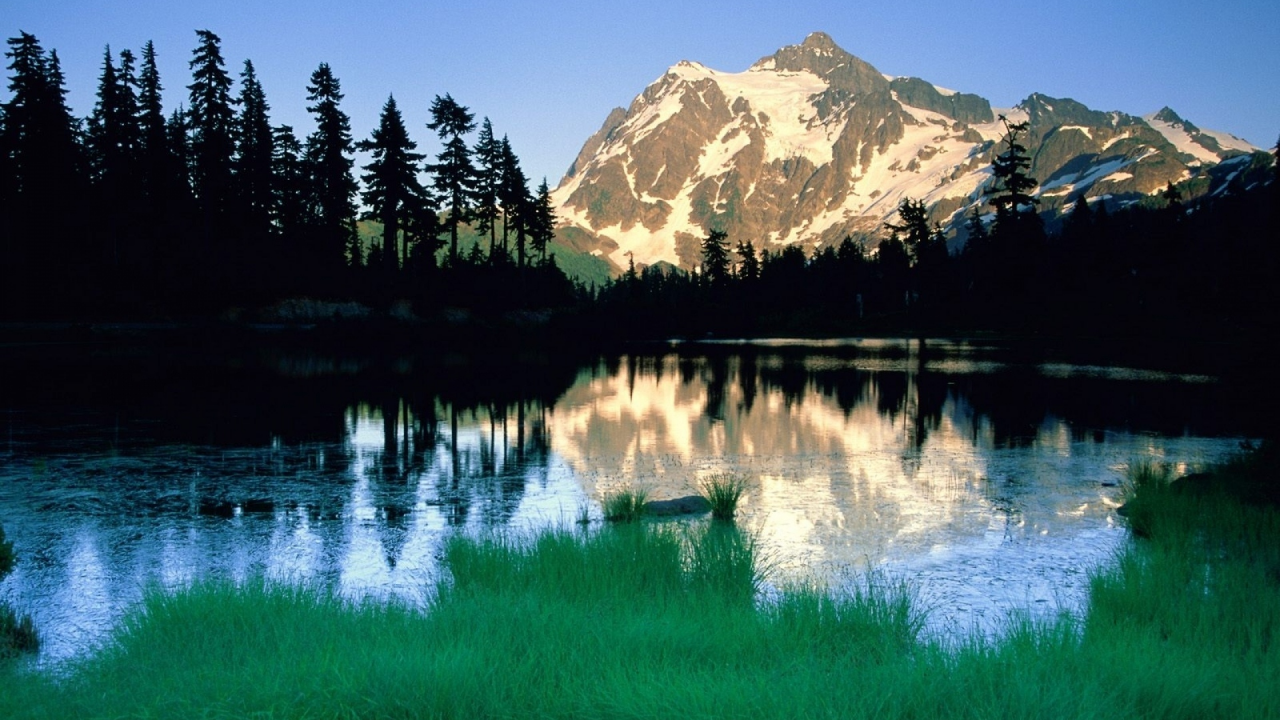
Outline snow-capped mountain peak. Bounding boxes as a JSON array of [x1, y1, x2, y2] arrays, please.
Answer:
[[553, 34, 1260, 272]]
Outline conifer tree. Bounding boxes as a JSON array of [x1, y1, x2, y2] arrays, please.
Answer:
[[472, 117, 503, 259], [88, 46, 137, 185], [884, 198, 942, 266], [165, 106, 193, 202], [137, 41, 167, 180], [736, 240, 760, 281], [136, 38, 187, 262], [700, 229, 731, 285], [270, 124, 307, 243], [88, 45, 143, 281], [986, 115, 1041, 237], [234, 59, 274, 240], [186, 30, 236, 244], [2, 33, 86, 312], [528, 178, 556, 265], [357, 94, 426, 275], [426, 93, 477, 265], [498, 135, 525, 256], [304, 62, 358, 276]]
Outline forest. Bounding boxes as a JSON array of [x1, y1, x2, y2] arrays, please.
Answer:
[[1, 29, 1277, 342]]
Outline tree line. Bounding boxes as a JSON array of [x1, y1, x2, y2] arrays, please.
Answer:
[[592, 118, 1280, 339], [0, 30, 571, 321], [3, 28, 1276, 341]]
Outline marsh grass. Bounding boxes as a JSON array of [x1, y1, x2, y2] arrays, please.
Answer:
[[698, 473, 747, 520], [601, 487, 648, 523], [0, 524, 38, 659], [3, 451, 1279, 719]]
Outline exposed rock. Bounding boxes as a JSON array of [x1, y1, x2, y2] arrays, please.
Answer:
[[643, 495, 712, 516]]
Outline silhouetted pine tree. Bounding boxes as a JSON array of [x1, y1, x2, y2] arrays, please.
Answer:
[[987, 116, 1040, 232], [981, 115, 1044, 324], [700, 229, 731, 286], [137, 41, 167, 194], [736, 240, 760, 281], [498, 135, 527, 259], [304, 62, 358, 282], [472, 117, 503, 261], [528, 178, 556, 266], [426, 93, 477, 266], [2, 33, 87, 315], [234, 59, 274, 244], [186, 29, 236, 279], [357, 94, 426, 276], [87, 45, 140, 283], [136, 39, 188, 294], [270, 124, 308, 283]]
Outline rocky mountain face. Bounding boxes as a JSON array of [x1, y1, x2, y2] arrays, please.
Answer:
[[552, 32, 1260, 272]]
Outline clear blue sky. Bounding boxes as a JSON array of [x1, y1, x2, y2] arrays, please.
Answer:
[[6, 0, 1277, 188]]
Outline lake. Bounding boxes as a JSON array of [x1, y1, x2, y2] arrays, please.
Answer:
[[0, 336, 1263, 663]]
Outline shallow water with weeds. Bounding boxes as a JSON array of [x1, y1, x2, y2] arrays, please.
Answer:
[[0, 338, 1261, 664]]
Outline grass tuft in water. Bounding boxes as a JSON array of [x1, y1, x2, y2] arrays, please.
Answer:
[[601, 487, 648, 523], [0, 524, 38, 659], [698, 473, 747, 521]]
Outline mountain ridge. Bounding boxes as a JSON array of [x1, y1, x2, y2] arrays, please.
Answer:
[[552, 32, 1261, 273]]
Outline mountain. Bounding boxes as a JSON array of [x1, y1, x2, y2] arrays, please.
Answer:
[[552, 32, 1261, 273]]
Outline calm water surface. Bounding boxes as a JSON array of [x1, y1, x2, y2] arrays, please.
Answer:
[[0, 338, 1262, 662]]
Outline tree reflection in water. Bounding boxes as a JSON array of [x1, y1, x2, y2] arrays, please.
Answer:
[[0, 339, 1264, 659]]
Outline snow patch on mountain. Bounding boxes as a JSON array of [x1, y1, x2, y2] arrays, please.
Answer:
[[1143, 113, 1221, 164], [710, 66, 841, 167]]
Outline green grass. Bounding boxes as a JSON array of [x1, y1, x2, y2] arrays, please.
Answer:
[[0, 524, 38, 659], [601, 487, 649, 523], [699, 473, 747, 520], [2, 450, 1279, 719]]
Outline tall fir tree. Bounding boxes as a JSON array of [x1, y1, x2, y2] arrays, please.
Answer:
[[736, 240, 760, 281], [87, 45, 143, 286], [186, 30, 236, 247], [472, 117, 503, 260], [528, 178, 556, 266], [356, 94, 426, 275], [498, 135, 525, 257], [137, 41, 167, 184], [234, 59, 274, 241], [304, 62, 358, 278], [270, 125, 307, 248], [2, 33, 87, 314], [700, 229, 731, 285], [986, 115, 1041, 238], [136, 38, 188, 274], [426, 93, 477, 265]]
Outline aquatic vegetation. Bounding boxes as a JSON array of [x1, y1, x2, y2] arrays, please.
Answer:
[[698, 474, 747, 521], [601, 487, 648, 523], [0, 524, 38, 659]]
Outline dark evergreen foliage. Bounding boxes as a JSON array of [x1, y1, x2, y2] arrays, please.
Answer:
[[186, 29, 236, 263], [235, 59, 274, 243], [357, 95, 427, 276], [472, 117, 503, 259], [498, 135, 531, 264], [700, 229, 731, 285], [2, 32, 87, 316], [529, 178, 556, 265], [426, 93, 478, 266], [304, 62, 358, 282], [0, 27, 1272, 345]]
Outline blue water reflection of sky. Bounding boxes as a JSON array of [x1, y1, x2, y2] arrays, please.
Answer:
[[0, 348, 1255, 663]]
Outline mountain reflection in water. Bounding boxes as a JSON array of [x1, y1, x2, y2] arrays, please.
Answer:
[[0, 340, 1259, 661]]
